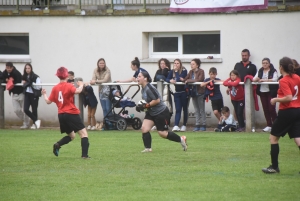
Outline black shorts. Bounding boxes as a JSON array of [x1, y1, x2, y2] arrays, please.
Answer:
[[144, 108, 170, 131], [271, 108, 300, 138], [58, 113, 85, 134], [211, 99, 224, 112]]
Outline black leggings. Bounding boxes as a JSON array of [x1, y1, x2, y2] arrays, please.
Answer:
[[24, 92, 39, 122], [231, 99, 245, 128]]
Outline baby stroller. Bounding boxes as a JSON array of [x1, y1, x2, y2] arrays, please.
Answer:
[[103, 84, 142, 131]]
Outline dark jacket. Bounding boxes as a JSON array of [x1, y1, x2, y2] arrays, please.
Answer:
[[82, 85, 98, 108], [256, 65, 279, 98], [2, 67, 23, 95], [184, 68, 205, 94], [22, 73, 40, 93], [234, 61, 257, 82], [166, 68, 187, 92], [154, 68, 170, 82]]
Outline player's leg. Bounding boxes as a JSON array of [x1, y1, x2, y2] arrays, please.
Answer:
[[77, 128, 90, 158], [156, 108, 187, 151], [141, 114, 154, 152]]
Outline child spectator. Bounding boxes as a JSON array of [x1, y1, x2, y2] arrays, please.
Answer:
[[201, 67, 224, 122], [77, 78, 98, 131], [112, 89, 135, 108], [67, 71, 75, 84], [223, 70, 245, 132], [214, 106, 237, 132]]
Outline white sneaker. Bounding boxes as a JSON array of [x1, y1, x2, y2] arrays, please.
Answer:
[[34, 8, 40, 10], [35, 120, 41, 129], [180, 136, 188, 151], [20, 124, 29, 129], [180, 125, 187, 132], [141, 148, 152, 153], [151, 126, 156, 131], [31, 124, 36, 129], [44, 7, 48, 10], [91, 126, 96, 130], [263, 126, 271, 132], [172, 125, 180, 132], [87, 125, 91, 130]]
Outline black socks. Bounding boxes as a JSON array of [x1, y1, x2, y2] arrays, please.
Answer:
[[167, 132, 181, 143], [57, 136, 72, 147], [271, 144, 279, 168], [81, 137, 90, 157], [142, 132, 152, 148]]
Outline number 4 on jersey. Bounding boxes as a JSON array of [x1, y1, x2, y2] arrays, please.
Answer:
[[58, 91, 64, 103]]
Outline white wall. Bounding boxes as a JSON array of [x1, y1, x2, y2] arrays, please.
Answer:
[[1, 12, 300, 127]]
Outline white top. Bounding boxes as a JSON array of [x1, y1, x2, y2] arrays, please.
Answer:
[[221, 114, 237, 126], [25, 77, 42, 93], [254, 70, 278, 92]]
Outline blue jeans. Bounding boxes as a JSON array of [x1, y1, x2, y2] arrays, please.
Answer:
[[173, 91, 188, 126], [100, 98, 111, 118]]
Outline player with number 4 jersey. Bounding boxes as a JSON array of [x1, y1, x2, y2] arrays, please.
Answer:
[[262, 57, 300, 174], [42, 67, 90, 159]]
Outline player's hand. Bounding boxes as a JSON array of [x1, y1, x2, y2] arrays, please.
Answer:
[[41, 89, 46, 95], [135, 104, 143, 112], [270, 98, 276, 105], [143, 103, 150, 108]]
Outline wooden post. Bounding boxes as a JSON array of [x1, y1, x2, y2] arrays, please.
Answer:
[[0, 82, 4, 129], [244, 79, 255, 132]]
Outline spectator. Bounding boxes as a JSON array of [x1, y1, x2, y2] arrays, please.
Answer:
[[22, 63, 42, 129], [223, 70, 245, 132], [214, 106, 237, 132], [78, 78, 98, 131], [2, 62, 30, 129], [67, 71, 75, 84], [152, 58, 173, 130], [201, 67, 224, 122], [41, 67, 90, 159], [234, 49, 257, 81], [253, 58, 278, 132], [181, 58, 206, 131], [166, 59, 188, 132], [116, 57, 151, 82], [90, 58, 112, 119]]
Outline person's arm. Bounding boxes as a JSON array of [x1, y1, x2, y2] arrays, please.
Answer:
[[41, 89, 52, 104], [225, 114, 235, 125], [271, 95, 292, 105], [201, 79, 210, 87], [224, 78, 241, 87], [165, 70, 173, 83], [32, 77, 42, 90], [185, 69, 204, 83], [75, 81, 84, 94], [117, 77, 135, 83], [271, 71, 278, 82], [270, 79, 293, 105], [253, 71, 260, 82], [181, 71, 191, 82]]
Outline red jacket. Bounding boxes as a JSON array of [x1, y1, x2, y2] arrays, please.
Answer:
[[223, 77, 244, 101]]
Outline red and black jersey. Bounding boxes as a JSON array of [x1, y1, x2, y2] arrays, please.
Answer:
[[278, 74, 300, 110]]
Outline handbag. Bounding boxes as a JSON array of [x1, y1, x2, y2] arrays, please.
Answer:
[[32, 87, 42, 97], [6, 77, 14, 90], [185, 84, 197, 97]]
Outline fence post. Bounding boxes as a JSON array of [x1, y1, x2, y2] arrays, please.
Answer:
[[107, 0, 114, 13], [139, 0, 146, 13], [75, 0, 82, 14], [0, 82, 4, 129], [75, 94, 84, 122], [156, 81, 164, 100], [244, 79, 255, 132], [13, 0, 19, 14]]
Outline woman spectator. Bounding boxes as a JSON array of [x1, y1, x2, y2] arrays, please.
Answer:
[[116, 57, 150, 82], [253, 58, 278, 132], [166, 59, 188, 132], [22, 63, 41, 129], [90, 58, 112, 119], [181, 58, 206, 131]]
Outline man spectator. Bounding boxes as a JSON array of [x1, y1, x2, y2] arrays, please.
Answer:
[[234, 49, 257, 81], [2, 62, 30, 129]]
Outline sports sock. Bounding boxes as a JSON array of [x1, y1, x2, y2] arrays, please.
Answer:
[[81, 137, 89, 157], [271, 144, 279, 168], [57, 136, 72, 147], [142, 132, 152, 148], [167, 132, 181, 143]]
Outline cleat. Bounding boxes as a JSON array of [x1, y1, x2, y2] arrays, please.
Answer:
[[172, 126, 180, 132], [82, 156, 91, 159], [151, 126, 157, 131], [30, 124, 36, 129], [141, 148, 152, 153], [180, 125, 187, 132], [262, 165, 280, 174], [53, 143, 60, 157], [35, 120, 41, 129], [180, 136, 188, 151]]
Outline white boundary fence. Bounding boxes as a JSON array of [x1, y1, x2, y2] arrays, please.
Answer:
[[0, 79, 279, 132]]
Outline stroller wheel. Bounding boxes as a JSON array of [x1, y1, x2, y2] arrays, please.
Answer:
[[132, 117, 142, 130], [116, 119, 127, 131]]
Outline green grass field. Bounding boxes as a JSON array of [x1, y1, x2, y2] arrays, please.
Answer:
[[0, 129, 299, 201]]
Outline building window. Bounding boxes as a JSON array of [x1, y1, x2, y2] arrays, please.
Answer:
[[0, 34, 29, 55], [149, 32, 220, 58]]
